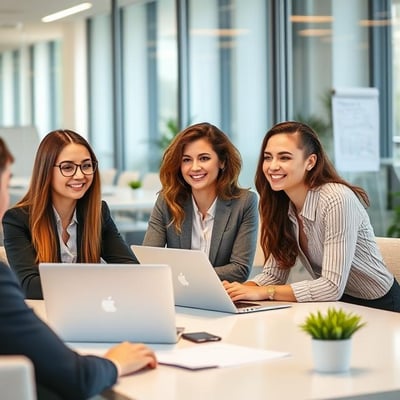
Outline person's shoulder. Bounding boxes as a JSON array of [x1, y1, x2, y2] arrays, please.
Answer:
[[317, 183, 359, 205], [101, 200, 110, 209], [156, 192, 166, 202], [100, 200, 112, 217], [319, 183, 353, 196], [237, 188, 258, 202], [228, 189, 258, 208], [3, 205, 29, 221]]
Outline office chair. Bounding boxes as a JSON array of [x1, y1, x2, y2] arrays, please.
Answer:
[[0, 355, 36, 400], [375, 236, 400, 282]]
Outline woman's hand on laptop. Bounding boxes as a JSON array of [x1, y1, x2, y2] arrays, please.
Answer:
[[222, 280, 266, 301], [104, 342, 158, 376]]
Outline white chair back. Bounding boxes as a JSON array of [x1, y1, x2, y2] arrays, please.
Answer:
[[375, 236, 400, 282], [116, 171, 141, 188], [100, 168, 117, 186], [0, 356, 36, 400], [141, 172, 161, 191]]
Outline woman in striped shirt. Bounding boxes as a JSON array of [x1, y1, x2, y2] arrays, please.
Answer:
[[223, 121, 400, 312]]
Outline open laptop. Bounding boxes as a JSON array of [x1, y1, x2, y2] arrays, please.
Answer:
[[39, 263, 181, 343], [132, 246, 292, 314]]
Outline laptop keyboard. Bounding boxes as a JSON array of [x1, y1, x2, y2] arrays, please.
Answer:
[[234, 301, 260, 309]]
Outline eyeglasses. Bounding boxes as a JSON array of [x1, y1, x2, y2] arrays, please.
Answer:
[[54, 160, 98, 177]]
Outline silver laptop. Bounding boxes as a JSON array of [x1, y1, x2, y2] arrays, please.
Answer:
[[39, 263, 180, 343], [132, 246, 292, 314]]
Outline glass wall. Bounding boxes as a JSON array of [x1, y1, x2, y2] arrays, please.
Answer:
[[393, 0, 400, 160], [122, 0, 177, 173], [291, 0, 389, 235], [0, 0, 399, 235], [0, 41, 62, 135], [88, 14, 113, 170], [188, 0, 269, 187]]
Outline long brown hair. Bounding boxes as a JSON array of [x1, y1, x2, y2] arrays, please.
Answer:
[[16, 129, 102, 263], [255, 121, 369, 268], [160, 122, 242, 232]]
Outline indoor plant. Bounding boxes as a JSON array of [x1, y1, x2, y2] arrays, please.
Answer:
[[299, 307, 366, 373], [128, 180, 142, 190]]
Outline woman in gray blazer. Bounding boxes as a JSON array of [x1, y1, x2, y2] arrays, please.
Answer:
[[143, 122, 258, 282]]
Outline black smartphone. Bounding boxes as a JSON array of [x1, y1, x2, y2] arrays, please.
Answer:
[[181, 331, 222, 343]]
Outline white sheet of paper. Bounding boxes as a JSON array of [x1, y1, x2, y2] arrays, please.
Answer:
[[156, 343, 290, 370]]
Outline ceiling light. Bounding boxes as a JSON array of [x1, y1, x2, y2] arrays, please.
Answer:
[[298, 29, 332, 37], [42, 2, 92, 23], [190, 28, 249, 37], [291, 15, 333, 23], [359, 19, 392, 27]]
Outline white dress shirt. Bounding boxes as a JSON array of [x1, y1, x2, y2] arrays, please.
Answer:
[[53, 207, 78, 263]]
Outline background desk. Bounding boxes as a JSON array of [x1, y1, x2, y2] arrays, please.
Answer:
[[27, 300, 400, 400], [9, 183, 158, 239], [101, 186, 157, 214], [9, 182, 158, 215], [101, 186, 157, 239]]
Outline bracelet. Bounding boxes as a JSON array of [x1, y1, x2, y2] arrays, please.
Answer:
[[266, 286, 276, 301]]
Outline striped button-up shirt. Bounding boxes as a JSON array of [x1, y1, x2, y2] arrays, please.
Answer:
[[252, 183, 393, 302]]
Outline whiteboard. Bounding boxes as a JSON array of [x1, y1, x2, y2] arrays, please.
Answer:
[[332, 87, 379, 172]]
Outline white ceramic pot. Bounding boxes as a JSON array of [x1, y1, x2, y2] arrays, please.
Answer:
[[312, 338, 352, 373]]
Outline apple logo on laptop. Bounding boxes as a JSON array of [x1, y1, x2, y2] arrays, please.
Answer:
[[178, 272, 189, 286], [101, 296, 117, 312]]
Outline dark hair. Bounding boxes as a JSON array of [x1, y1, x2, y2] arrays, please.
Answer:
[[160, 122, 242, 232], [0, 138, 14, 172], [255, 121, 369, 268]]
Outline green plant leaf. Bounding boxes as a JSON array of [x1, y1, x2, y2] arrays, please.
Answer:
[[299, 307, 366, 340]]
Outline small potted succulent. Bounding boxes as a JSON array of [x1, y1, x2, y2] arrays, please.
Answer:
[[299, 307, 366, 373], [128, 180, 142, 190]]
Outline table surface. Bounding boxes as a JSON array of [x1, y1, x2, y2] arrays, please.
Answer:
[[27, 300, 400, 400]]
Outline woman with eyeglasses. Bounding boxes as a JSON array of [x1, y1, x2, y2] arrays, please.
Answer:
[[3, 129, 138, 299]]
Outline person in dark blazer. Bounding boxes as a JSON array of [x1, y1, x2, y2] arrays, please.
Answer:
[[0, 262, 157, 400], [143, 122, 258, 282], [3, 129, 138, 299]]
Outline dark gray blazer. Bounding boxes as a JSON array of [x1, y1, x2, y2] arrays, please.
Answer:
[[143, 189, 259, 282]]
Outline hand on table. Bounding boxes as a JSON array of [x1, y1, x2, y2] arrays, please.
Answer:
[[104, 342, 157, 376]]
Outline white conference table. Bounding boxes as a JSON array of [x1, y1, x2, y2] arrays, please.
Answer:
[[27, 300, 400, 400]]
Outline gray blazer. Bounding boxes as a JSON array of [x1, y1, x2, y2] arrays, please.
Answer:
[[143, 189, 259, 282]]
